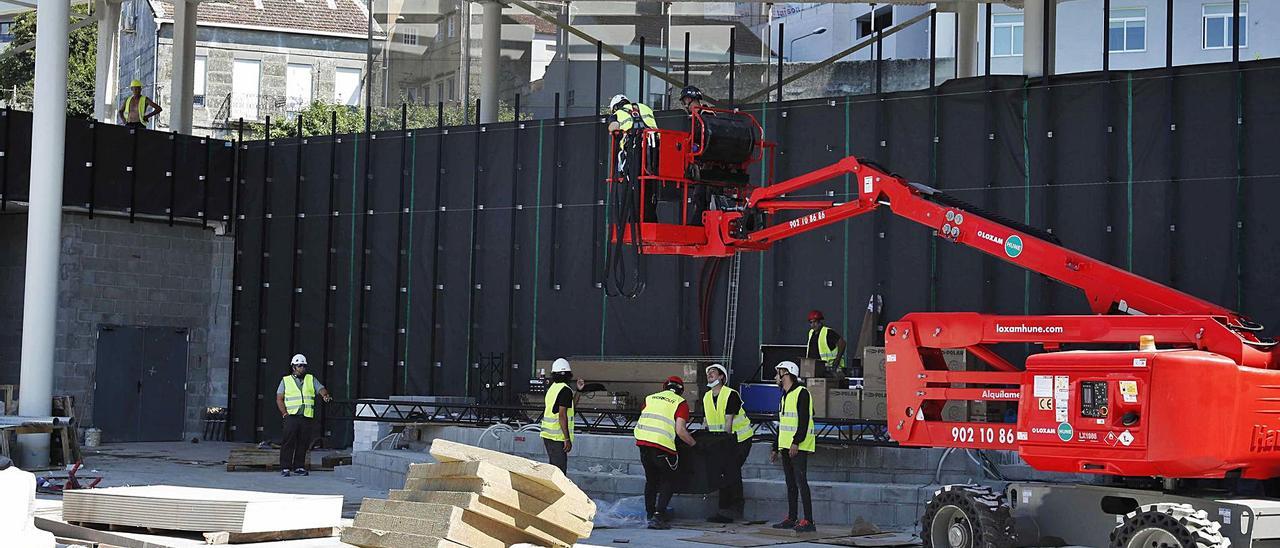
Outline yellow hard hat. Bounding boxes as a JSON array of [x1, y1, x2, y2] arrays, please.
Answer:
[[130, 79, 143, 88]]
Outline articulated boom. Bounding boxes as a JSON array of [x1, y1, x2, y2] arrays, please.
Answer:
[[616, 120, 1280, 480]]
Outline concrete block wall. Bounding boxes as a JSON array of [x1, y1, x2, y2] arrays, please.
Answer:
[[343, 425, 1016, 529], [0, 212, 233, 439]]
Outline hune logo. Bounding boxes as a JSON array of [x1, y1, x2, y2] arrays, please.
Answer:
[[1005, 235, 1024, 258]]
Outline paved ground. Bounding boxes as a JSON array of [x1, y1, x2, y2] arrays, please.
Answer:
[[35, 441, 907, 547]]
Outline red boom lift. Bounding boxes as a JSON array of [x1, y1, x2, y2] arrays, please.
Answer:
[[607, 108, 1280, 547]]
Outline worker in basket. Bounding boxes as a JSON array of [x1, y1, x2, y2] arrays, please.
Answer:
[[608, 94, 660, 222], [634, 375, 698, 530], [702, 363, 753, 523], [679, 85, 720, 225], [540, 358, 585, 473]]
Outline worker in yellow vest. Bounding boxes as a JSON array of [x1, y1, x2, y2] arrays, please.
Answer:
[[608, 94, 661, 222], [634, 375, 697, 530], [806, 310, 847, 375], [540, 358, 585, 473], [770, 361, 816, 532], [117, 79, 162, 130], [274, 354, 332, 477], [702, 363, 753, 524]]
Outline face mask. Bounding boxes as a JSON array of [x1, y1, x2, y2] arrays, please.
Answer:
[[706, 379, 721, 388]]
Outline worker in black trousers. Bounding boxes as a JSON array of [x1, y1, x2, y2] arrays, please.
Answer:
[[771, 361, 817, 532], [634, 376, 699, 529], [275, 354, 331, 477]]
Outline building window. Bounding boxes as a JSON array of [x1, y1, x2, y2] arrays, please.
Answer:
[[230, 59, 261, 121], [1109, 8, 1146, 52], [286, 63, 313, 112], [856, 6, 893, 39], [334, 67, 362, 106], [193, 56, 206, 107], [447, 77, 456, 101], [991, 13, 1024, 57], [1204, 3, 1246, 49], [566, 89, 574, 107], [0, 22, 14, 43], [448, 14, 456, 38], [402, 26, 418, 46]]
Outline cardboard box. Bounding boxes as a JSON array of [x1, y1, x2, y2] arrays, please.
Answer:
[[827, 389, 861, 419], [798, 358, 820, 379], [807, 378, 830, 418], [861, 389, 888, 421], [862, 347, 970, 390]]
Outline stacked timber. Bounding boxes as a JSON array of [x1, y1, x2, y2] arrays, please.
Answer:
[[342, 438, 596, 548]]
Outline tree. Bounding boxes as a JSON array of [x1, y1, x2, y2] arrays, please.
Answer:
[[244, 100, 528, 140], [0, 5, 97, 117]]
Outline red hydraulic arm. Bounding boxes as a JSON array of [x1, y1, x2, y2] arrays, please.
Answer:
[[703, 155, 1257, 331]]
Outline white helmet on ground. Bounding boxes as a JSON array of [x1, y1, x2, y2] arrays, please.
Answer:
[[705, 363, 728, 378], [552, 358, 572, 373], [609, 94, 630, 111], [775, 360, 799, 379], [291, 354, 308, 366]]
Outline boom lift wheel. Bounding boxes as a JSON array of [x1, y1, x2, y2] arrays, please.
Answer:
[[921, 484, 1016, 548], [1109, 503, 1231, 548]]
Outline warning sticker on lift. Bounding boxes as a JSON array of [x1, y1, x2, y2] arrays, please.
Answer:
[[1118, 430, 1135, 447], [1034, 375, 1052, 398], [1105, 431, 1119, 446], [1054, 376, 1070, 423], [1118, 381, 1139, 403]]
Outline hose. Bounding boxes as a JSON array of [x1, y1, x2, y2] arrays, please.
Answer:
[[605, 135, 647, 298]]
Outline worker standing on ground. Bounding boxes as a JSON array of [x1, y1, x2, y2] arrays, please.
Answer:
[[702, 363, 753, 524], [117, 80, 162, 130], [540, 358, 585, 473], [275, 354, 332, 477], [634, 375, 698, 530], [771, 361, 816, 532], [806, 310, 847, 375]]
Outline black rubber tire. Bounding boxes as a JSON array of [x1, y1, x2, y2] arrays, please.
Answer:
[[1109, 503, 1231, 548], [920, 484, 1016, 548]]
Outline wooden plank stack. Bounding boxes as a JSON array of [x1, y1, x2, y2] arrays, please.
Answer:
[[61, 485, 342, 534], [225, 445, 312, 471], [342, 438, 596, 548]]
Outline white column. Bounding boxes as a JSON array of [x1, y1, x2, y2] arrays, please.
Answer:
[[18, 0, 71, 469], [479, 0, 501, 123], [955, 1, 978, 78], [94, 0, 122, 122], [1023, 0, 1046, 77], [169, 0, 198, 133]]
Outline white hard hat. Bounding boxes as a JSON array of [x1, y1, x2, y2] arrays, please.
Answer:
[[552, 358, 572, 373], [291, 354, 308, 366], [609, 94, 630, 111], [775, 361, 799, 378], [705, 363, 728, 378]]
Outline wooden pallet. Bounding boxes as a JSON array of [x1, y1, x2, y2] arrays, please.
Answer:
[[225, 446, 317, 471]]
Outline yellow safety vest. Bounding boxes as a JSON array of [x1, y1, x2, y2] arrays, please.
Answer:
[[807, 326, 844, 370], [614, 103, 657, 132], [540, 382, 575, 442], [703, 387, 752, 443], [124, 95, 150, 123], [634, 390, 682, 452], [282, 374, 316, 418], [778, 386, 815, 452]]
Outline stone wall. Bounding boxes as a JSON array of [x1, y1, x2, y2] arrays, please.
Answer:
[[0, 212, 233, 438]]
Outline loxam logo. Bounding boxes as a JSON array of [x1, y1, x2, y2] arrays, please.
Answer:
[[976, 230, 1004, 246], [788, 211, 827, 230]]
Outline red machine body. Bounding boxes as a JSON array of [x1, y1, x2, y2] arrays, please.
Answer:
[[611, 108, 1280, 481]]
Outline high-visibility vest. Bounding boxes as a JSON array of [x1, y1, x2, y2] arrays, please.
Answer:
[[540, 382, 575, 442], [807, 326, 844, 370], [778, 385, 816, 452], [703, 387, 752, 443], [124, 95, 150, 123], [614, 103, 657, 132], [282, 374, 316, 418], [634, 390, 682, 452]]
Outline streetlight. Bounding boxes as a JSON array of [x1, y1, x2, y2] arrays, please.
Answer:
[[788, 27, 828, 60]]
